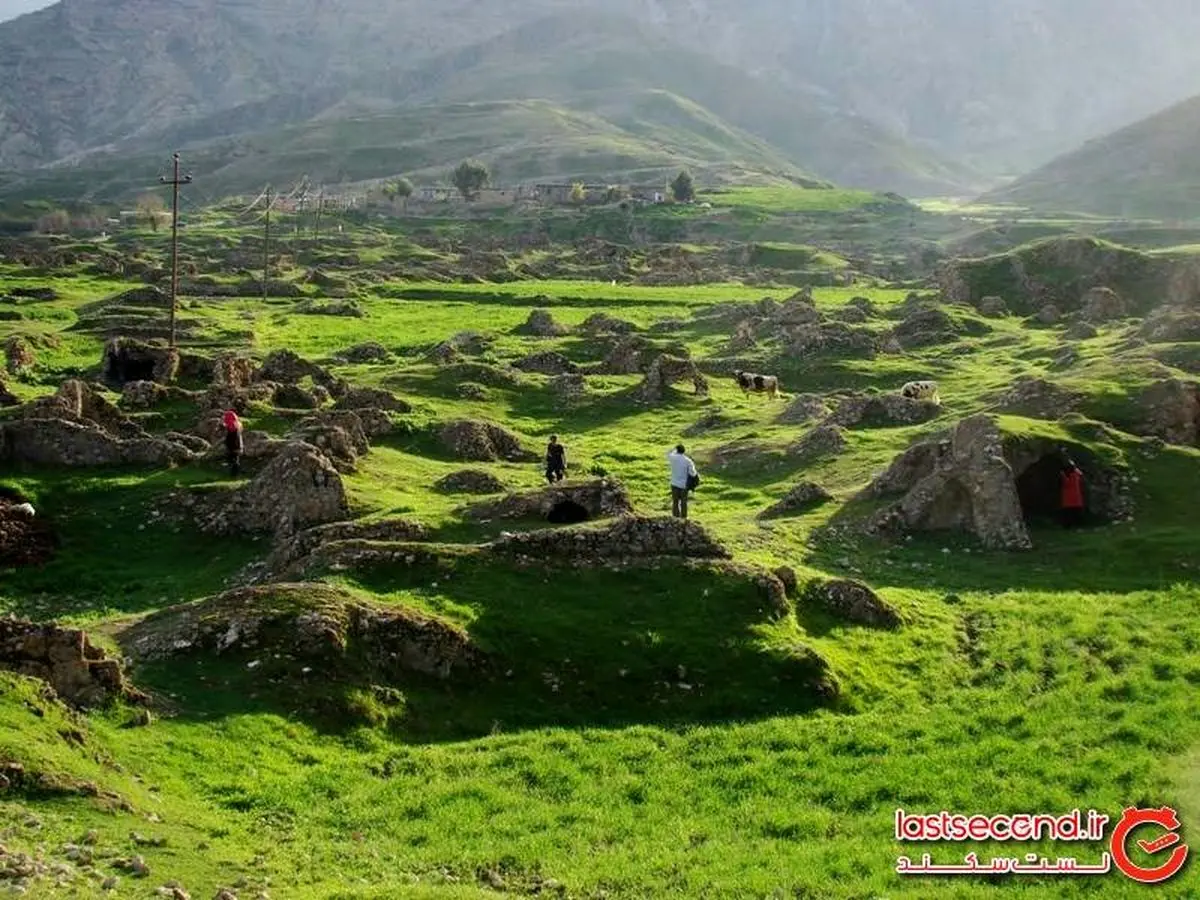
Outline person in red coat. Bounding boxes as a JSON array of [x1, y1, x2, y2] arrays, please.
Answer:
[[1059, 459, 1085, 527]]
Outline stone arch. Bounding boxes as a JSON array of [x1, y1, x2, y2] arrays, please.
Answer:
[[547, 500, 591, 525]]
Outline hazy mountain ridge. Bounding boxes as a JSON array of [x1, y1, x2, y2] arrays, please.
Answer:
[[4, 0, 1200, 197]]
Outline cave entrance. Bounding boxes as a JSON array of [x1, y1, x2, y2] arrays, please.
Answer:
[[1016, 454, 1083, 526], [547, 500, 590, 525], [103, 346, 157, 385]]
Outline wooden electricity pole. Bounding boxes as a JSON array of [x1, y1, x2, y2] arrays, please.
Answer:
[[262, 186, 273, 301], [159, 152, 193, 349]]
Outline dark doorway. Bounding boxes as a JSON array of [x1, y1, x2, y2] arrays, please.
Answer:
[[547, 500, 590, 525], [1017, 454, 1081, 525], [103, 346, 157, 385]]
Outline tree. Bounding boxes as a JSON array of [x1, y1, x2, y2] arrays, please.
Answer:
[[570, 182, 587, 206], [452, 161, 489, 201], [135, 192, 166, 231], [394, 177, 414, 201], [670, 169, 695, 203]]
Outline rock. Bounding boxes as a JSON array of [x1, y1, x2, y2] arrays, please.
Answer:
[[1, 413, 196, 469], [425, 331, 493, 364], [759, 482, 834, 518], [833, 304, 869, 323], [490, 515, 730, 561], [120, 380, 170, 410], [775, 393, 830, 425], [824, 393, 941, 428], [272, 383, 321, 410], [891, 307, 960, 349], [1079, 286, 1125, 323], [285, 410, 383, 472], [1035, 303, 1062, 325], [787, 425, 847, 460], [991, 376, 1082, 419], [1137, 378, 1200, 445], [0, 619, 146, 708], [433, 470, 506, 495], [1140, 306, 1200, 343], [549, 373, 586, 404], [457, 383, 490, 400], [434, 362, 522, 389], [772, 566, 798, 596], [514, 351, 578, 376], [256, 349, 334, 388], [459, 479, 634, 523], [847, 296, 876, 315], [978, 296, 1008, 318], [10, 286, 58, 302], [782, 322, 877, 358], [333, 342, 392, 364], [438, 419, 536, 462], [800, 579, 902, 628], [514, 309, 569, 337], [183, 442, 349, 537], [262, 518, 429, 579], [211, 354, 257, 391], [632, 355, 708, 403], [101, 338, 181, 386], [0, 378, 19, 407], [295, 299, 363, 317], [334, 386, 410, 413], [121, 583, 486, 680], [1064, 321, 1098, 340], [4, 335, 35, 374], [601, 335, 657, 375]]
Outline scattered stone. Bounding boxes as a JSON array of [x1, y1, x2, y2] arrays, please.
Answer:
[[0, 619, 145, 707], [1079, 286, 1125, 323], [433, 470, 506, 495], [514, 351, 578, 376], [459, 479, 633, 523], [437, 419, 537, 462], [800, 579, 902, 628], [514, 309, 569, 337], [978, 296, 1008, 318], [758, 482, 834, 518]]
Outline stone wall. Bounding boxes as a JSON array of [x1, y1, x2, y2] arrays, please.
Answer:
[[490, 515, 730, 562], [0, 618, 143, 708], [459, 479, 633, 522]]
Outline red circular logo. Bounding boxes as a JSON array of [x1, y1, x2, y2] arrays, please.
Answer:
[[1110, 806, 1189, 884]]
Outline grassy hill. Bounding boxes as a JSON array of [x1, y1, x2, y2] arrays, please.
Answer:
[[2, 196, 1200, 896], [982, 92, 1200, 219]]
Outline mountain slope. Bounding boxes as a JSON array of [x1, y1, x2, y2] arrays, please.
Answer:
[[981, 93, 1200, 219]]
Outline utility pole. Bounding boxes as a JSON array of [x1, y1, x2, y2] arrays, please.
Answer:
[[262, 186, 273, 301], [313, 190, 324, 242], [159, 152, 193, 350]]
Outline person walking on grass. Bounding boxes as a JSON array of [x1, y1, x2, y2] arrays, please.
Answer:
[[223, 409, 244, 477], [1059, 458, 1085, 528], [546, 434, 567, 484], [666, 443, 699, 520]]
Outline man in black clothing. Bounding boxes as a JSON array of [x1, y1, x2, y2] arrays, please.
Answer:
[[545, 434, 567, 484]]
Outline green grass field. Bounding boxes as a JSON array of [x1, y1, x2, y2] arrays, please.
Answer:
[[2, 203, 1200, 899]]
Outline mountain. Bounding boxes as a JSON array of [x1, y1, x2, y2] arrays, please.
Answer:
[[5, 0, 1200, 198], [980, 93, 1200, 220]]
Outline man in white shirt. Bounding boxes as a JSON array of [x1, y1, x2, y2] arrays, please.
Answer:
[[666, 444, 698, 520]]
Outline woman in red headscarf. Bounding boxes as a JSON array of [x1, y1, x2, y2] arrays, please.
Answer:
[[223, 409, 244, 476]]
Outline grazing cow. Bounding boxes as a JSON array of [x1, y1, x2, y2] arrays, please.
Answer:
[[900, 380, 940, 403], [733, 370, 780, 399]]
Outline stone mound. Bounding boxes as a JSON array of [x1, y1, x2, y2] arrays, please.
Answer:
[[1137, 378, 1200, 446], [438, 419, 536, 462], [1140, 306, 1200, 344], [514, 351, 578, 376], [787, 425, 848, 461], [0, 378, 19, 407], [890, 307, 961, 349], [782, 322, 878, 358], [759, 482, 834, 519], [991, 376, 1083, 419], [1064, 321, 1098, 341], [256, 349, 335, 388], [858, 415, 1133, 549], [548, 373, 586, 404], [800, 579, 901, 628], [977, 296, 1008, 318], [1, 619, 145, 708], [334, 386, 411, 413], [1034, 303, 1062, 325], [490, 515, 730, 562], [120, 583, 484, 680], [457, 382, 490, 400], [0, 494, 57, 566], [632, 355, 708, 403], [295, 299, 363, 317], [285, 409, 388, 473], [273, 383, 323, 410], [824, 393, 941, 428], [425, 331, 494, 364], [459, 479, 633, 523], [683, 409, 754, 437], [775, 394, 831, 425], [10, 286, 58, 302], [5, 335, 35, 374], [1079, 286, 1125, 323], [434, 470, 507, 495], [436, 362, 522, 389], [263, 519, 430, 580], [580, 313, 637, 335], [178, 442, 348, 537], [101, 338, 181, 386], [334, 342, 393, 364], [514, 309, 569, 337]]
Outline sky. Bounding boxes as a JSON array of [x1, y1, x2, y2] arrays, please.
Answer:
[[0, 0, 54, 23]]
